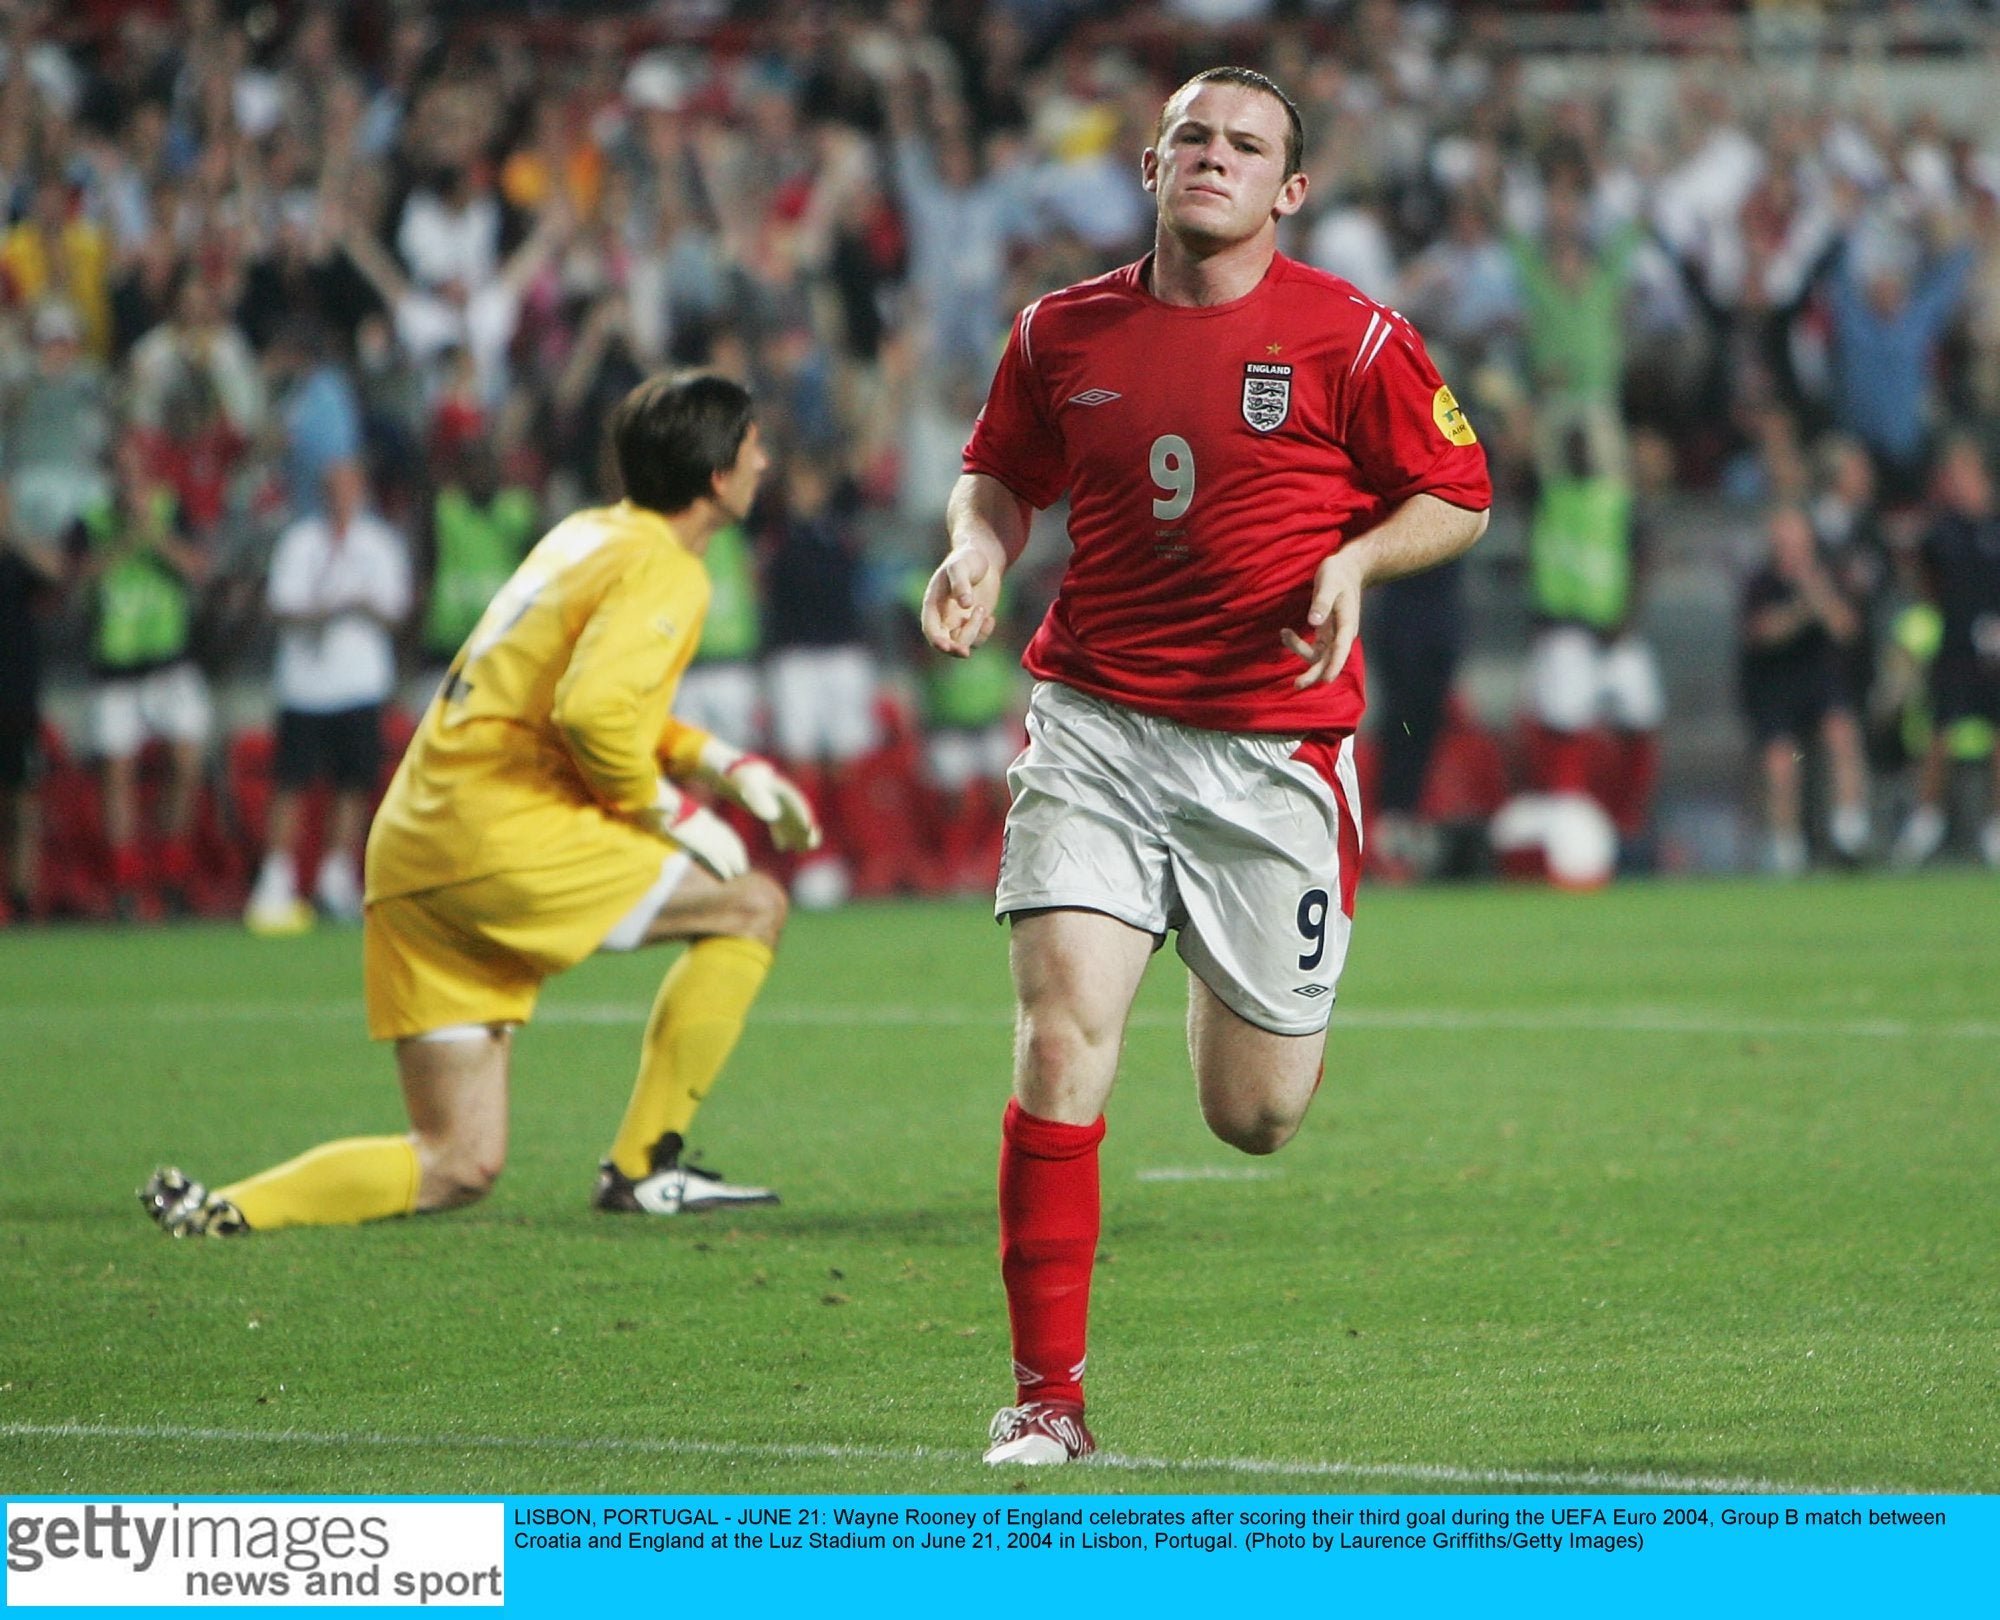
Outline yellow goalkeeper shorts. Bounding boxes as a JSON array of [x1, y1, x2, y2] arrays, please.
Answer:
[[363, 821, 674, 1041]]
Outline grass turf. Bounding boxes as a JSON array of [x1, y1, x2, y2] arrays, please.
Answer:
[[1, 873, 1994, 1496]]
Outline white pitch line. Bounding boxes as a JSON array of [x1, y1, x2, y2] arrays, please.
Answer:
[[0, 1421, 1879, 1497], [1135, 1166, 1278, 1183], [5, 1001, 1999, 1043]]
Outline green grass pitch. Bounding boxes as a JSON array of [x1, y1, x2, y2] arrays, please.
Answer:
[[2, 874, 1995, 1496]]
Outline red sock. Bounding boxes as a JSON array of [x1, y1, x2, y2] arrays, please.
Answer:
[[1604, 730, 1659, 840], [999, 1098, 1104, 1409], [1526, 724, 1593, 795], [156, 838, 195, 888], [110, 843, 146, 891]]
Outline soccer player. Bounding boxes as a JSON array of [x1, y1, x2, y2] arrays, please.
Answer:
[[144, 373, 820, 1236], [921, 68, 1491, 1464]]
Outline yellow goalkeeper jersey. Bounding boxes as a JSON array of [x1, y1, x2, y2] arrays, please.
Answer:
[[367, 501, 714, 902]]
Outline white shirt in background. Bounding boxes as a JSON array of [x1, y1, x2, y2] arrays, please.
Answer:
[[268, 510, 412, 714]]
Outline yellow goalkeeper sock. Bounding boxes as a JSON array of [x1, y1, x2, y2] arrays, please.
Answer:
[[609, 936, 774, 1178], [218, 1137, 421, 1231]]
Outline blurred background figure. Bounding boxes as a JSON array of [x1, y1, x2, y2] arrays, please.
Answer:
[[1521, 419, 1664, 865], [70, 436, 212, 921], [760, 451, 880, 907], [0, 487, 60, 923], [1891, 438, 2000, 868], [1738, 504, 1873, 875], [414, 441, 537, 702], [246, 461, 410, 932]]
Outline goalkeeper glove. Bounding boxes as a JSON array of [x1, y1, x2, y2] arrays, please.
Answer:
[[641, 778, 750, 881], [693, 738, 822, 854]]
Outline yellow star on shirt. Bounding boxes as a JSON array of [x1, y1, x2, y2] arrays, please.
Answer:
[[1265, 342, 1282, 356]]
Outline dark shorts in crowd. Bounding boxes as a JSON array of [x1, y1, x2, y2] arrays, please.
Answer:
[[1742, 662, 1851, 745], [275, 704, 383, 793], [1930, 657, 2000, 727], [0, 710, 40, 792]]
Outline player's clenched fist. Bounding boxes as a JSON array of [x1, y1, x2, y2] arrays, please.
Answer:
[[922, 544, 1002, 657]]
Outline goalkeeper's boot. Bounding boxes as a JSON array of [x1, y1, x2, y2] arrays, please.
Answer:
[[140, 1168, 249, 1238], [592, 1133, 780, 1216], [982, 1400, 1095, 1466]]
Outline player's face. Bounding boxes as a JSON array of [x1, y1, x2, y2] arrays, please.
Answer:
[[713, 422, 769, 522], [1144, 83, 1307, 252]]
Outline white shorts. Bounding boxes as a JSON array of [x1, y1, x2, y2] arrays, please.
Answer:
[[997, 681, 1361, 1036], [94, 663, 213, 759], [597, 851, 693, 952], [1527, 626, 1665, 733], [674, 662, 765, 753], [766, 647, 879, 763]]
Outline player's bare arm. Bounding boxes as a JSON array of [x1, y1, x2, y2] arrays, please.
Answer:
[[923, 472, 1031, 657], [1284, 494, 1489, 689]]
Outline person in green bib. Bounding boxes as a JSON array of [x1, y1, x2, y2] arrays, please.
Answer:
[[67, 435, 213, 918], [1522, 419, 1664, 858], [414, 443, 539, 702], [671, 516, 765, 757]]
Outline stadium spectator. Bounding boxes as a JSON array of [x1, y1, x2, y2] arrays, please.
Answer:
[[1, 175, 112, 362], [5, 300, 111, 546], [125, 267, 265, 444], [1521, 418, 1665, 853], [884, 68, 1031, 377], [0, 487, 58, 923], [671, 516, 765, 756], [922, 68, 1489, 1465], [1891, 437, 2000, 867], [761, 449, 883, 904], [263, 314, 366, 521], [144, 374, 820, 1237], [1363, 555, 1466, 884], [1509, 172, 1643, 461], [1738, 504, 1873, 874], [69, 435, 212, 920], [1825, 207, 1975, 507], [415, 440, 539, 699], [244, 460, 411, 933], [339, 192, 572, 416]]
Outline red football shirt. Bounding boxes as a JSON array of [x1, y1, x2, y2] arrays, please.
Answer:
[[963, 252, 1491, 733]]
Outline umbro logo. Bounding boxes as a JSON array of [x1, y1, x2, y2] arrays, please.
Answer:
[[1292, 983, 1331, 999], [1067, 388, 1121, 407]]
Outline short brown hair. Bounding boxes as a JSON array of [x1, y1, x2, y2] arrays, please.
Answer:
[[1156, 67, 1304, 178], [609, 372, 756, 516]]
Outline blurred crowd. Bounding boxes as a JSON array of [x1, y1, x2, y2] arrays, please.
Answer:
[[3, 0, 2000, 928]]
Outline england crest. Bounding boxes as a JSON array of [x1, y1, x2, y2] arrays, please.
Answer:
[[1242, 361, 1292, 432]]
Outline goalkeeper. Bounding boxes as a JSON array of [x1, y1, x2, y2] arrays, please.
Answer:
[[144, 373, 820, 1235]]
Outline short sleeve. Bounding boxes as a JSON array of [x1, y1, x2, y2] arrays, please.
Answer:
[[961, 305, 1067, 510], [1343, 318, 1492, 513]]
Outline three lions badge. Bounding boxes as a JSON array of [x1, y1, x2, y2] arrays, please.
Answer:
[[1241, 362, 1292, 432]]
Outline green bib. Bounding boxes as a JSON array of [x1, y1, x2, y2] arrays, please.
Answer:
[[425, 487, 539, 656], [1529, 475, 1634, 630], [694, 523, 760, 663], [85, 493, 190, 670]]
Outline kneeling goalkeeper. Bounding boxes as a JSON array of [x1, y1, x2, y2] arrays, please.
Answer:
[[145, 373, 819, 1234]]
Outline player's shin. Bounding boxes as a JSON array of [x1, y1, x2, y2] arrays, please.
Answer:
[[998, 1099, 1105, 1408], [608, 936, 773, 1177], [217, 1137, 421, 1230]]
